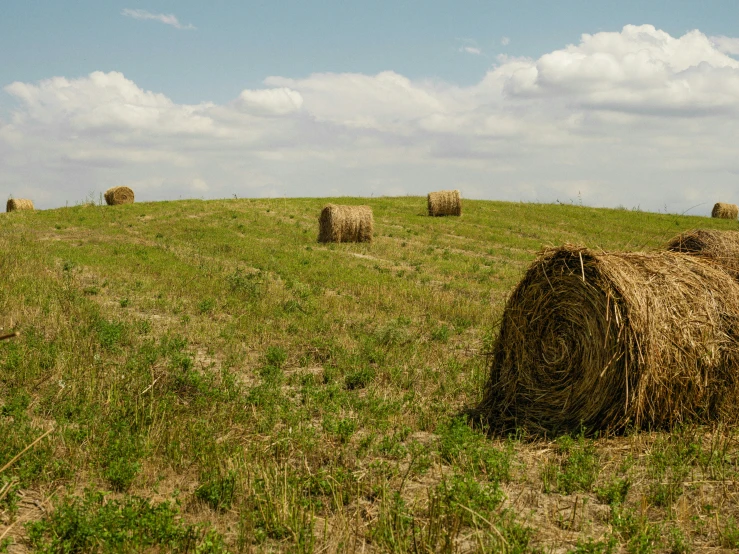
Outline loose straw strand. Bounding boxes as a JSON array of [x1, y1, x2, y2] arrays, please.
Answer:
[[0, 427, 55, 474]]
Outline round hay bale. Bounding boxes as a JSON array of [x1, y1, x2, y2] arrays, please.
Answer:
[[666, 229, 739, 281], [104, 186, 135, 206], [427, 190, 462, 216], [480, 245, 739, 435], [711, 202, 738, 219], [318, 204, 373, 243], [6, 199, 34, 212]]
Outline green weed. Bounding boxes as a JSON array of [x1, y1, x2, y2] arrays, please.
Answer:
[[542, 432, 599, 494], [26, 490, 223, 553]]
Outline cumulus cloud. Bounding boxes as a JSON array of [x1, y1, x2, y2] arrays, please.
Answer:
[[710, 35, 739, 55], [265, 71, 447, 130], [501, 36, 510, 46], [460, 46, 482, 55], [121, 8, 195, 30], [235, 87, 303, 115], [2, 24, 739, 214]]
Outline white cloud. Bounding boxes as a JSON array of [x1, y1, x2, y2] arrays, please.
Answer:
[[121, 8, 195, 30], [235, 88, 303, 115], [710, 35, 739, 55], [191, 177, 209, 192], [460, 46, 482, 55], [3, 24, 739, 214], [501, 36, 510, 46], [265, 71, 447, 130]]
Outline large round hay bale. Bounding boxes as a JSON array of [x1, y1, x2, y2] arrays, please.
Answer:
[[427, 190, 461, 216], [6, 199, 34, 212], [711, 202, 738, 219], [104, 186, 135, 206], [318, 204, 373, 243], [480, 245, 739, 435], [666, 229, 739, 281]]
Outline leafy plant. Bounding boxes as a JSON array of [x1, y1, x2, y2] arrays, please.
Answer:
[[196, 471, 237, 511], [26, 490, 223, 553]]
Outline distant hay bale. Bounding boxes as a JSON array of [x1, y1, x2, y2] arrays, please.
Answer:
[[427, 190, 461, 216], [711, 202, 738, 219], [104, 186, 135, 206], [318, 204, 373, 243], [480, 245, 739, 435], [6, 199, 34, 212], [666, 229, 739, 281]]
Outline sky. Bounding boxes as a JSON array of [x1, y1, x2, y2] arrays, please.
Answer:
[[1, 1, 739, 214]]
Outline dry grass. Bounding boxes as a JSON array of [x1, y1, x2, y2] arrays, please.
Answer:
[[666, 228, 739, 281], [6, 199, 34, 212], [712, 202, 738, 220], [4, 198, 739, 552], [480, 245, 739, 435], [104, 186, 135, 206], [427, 190, 462, 217], [318, 204, 373, 243]]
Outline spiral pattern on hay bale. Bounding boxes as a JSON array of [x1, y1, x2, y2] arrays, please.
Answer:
[[104, 186, 135, 206], [711, 202, 738, 220], [318, 204, 373, 243], [6, 199, 34, 212], [481, 245, 739, 435], [427, 190, 462, 216]]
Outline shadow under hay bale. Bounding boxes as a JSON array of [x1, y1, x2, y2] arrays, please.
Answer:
[[318, 204, 373, 243], [479, 245, 739, 436], [104, 186, 135, 206], [666, 229, 739, 281], [6, 199, 34, 212], [711, 202, 738, 220], [427, 190, 462, 216]]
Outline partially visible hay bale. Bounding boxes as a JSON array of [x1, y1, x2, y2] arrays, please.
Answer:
[[480, 245, 739, 435], [712, 202, 738, 219], [104, 186, 135, 206], [666, 229, 739, 281], [318, 204, 373, 243], [6, 199, 34, 212], [427, 190, 462, 216]]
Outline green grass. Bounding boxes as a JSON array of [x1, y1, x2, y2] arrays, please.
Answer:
[[1, 196, 739, 552]]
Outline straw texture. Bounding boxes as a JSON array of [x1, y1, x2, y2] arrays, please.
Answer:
[[6, 199, 34, 212], [666, 229, 739, 281], [427, 190, 462, 216], [480, 245, 739, 435], [711, 203, 738, 220], [318, 204, 374, 243], [104, 186, 135, 206]]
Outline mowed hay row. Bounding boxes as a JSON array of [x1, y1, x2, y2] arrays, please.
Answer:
[[666, 229, 739, 281], [104, 186, 135, 206], [711, 202, 738, 219], [6, 198, 34, 212], [318, 204, 373, 243], [427, 189, 462, 216], [480, 245, 739, 435]]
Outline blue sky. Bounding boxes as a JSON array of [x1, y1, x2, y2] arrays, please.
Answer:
[[2, 1, 739, 212], [3, 1, 738, 103]]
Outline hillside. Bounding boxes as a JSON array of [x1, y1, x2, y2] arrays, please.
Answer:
[[2, 197, 739, 553]]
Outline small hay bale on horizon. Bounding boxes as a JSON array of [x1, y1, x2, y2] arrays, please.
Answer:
[[479, 245, 739, 436], [104, 186, 135, 206], [318, 204, 373, 243], [711, 202, 738, 219], [6, 199, 34, 212], [427, 190, 462, 216], [666, 229, 739, 281]]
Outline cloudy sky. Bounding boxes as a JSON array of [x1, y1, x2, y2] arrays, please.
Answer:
[[2, 1, 739, 213]]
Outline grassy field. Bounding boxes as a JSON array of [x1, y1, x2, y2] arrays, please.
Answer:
[[1, 196, 739, 553]]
